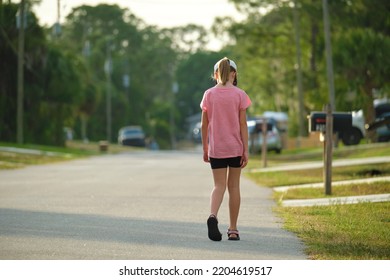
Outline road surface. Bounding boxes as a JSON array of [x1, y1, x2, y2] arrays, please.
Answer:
[[0, 150, 306, 260]]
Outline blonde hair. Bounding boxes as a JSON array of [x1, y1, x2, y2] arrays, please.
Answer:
[[214, 57, 237, 86]]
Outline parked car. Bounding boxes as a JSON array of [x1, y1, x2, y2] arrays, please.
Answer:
[[192, 122, 202, 144], [374, 112, 390, 142], [247, 118, 282, 154], [339, 110, 366, 145], [343, 99, 390, 145], [370, 100, 390, 142], [118, 126, 145, 147], [374, 100, 390, 142]]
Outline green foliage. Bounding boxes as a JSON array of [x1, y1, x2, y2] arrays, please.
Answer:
[[1, 1, 389, 146], [0, 2, 77, 146], [0, 3, 19, 142], [1, 3, 189, 147], [59, 4, 187, 145], [333, 28, 390, 128], [175, 51, 227, 131], [223, 0, 390, 137]]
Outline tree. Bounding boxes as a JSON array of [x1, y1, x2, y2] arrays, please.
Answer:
[[175, 51, 226, 132], [214, 3, 300, 133], [29, 46, 83, 145], [333, 28, 390, 141], [0, 3, 20, 141], [61, 4, 180, 146], [221, 0, 390, 139], [0, 2, 81, 145], [163, 24, 209, 55]]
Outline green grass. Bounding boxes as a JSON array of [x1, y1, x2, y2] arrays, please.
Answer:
[[0, 141, 135, 169], [246, 162, 390, 187], [247, 143, 390, 168], [244, 142, 390, 259], [277, 202, 390, 259], [0, 141, 98, 155], [0, 151, 74, 169]]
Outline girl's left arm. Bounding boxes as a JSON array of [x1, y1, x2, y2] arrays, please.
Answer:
[[239, 109, 249, 168], [201, 111, 210, 163]]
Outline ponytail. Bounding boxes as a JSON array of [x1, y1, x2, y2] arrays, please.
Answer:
[[218, 58, 231, 85], [214, 57, 237, 86]]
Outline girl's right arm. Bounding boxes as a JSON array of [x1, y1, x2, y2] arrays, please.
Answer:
[[201, 111, 210, 163]]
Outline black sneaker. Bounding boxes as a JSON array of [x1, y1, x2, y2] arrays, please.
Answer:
[[207, 215, 222, 241]]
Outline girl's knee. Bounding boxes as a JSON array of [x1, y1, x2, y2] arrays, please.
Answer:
[[227, 184, 240, 192]]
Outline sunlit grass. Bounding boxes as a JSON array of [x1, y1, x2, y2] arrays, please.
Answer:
[[0, 140, 137, 169], [0, 150, 78, 169], [247, 143, 390, 168], [277, 202, 390, 259], [245, 142, 390, 259], [246, 162, 390, 187]]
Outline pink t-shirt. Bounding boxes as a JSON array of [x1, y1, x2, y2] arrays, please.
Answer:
[[200, 86, 251, 158]]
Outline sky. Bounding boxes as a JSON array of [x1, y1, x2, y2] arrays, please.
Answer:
[[32, 0, 242, 28], [29, 0, 244, 50]]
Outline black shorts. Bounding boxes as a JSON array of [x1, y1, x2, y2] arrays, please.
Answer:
[[209, 157, 242, 169]]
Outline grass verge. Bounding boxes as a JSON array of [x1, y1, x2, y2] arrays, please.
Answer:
[[0, 141, 136, 169], [246, 162, 390, 187], [245, 143, 390, 259], [276, 202, 390, 259], [247, 143, 390, 168]]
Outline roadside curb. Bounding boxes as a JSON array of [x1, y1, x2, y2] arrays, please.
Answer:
[[275, 176, 390, 207], [281, 193, 390, 207], [274, 176, 390, 192]]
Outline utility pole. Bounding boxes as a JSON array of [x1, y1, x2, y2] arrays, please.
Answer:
[[81, 22, 92, 142], [53, 0, 61, 36], [323, 0, 335, 194], [324, 104, 333, 195], [57, 0, 60, 23], [294, 0, 304, 147], [322, 0, 335, 111], [104, 41, 113, 142], [16, 0, 25, 144], [170, 82, 178, 150]]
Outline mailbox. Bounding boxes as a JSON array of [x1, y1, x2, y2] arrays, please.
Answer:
[[308, 112, 352, 133], [255, 121, 273, 133]]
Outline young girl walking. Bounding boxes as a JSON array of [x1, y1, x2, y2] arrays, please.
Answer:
[[200, 57, 251, 241]]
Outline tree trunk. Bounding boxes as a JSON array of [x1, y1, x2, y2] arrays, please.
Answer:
[[310, 20, 318, 73]]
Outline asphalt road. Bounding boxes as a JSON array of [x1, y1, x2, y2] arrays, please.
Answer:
[[0, 150, 306, 260]]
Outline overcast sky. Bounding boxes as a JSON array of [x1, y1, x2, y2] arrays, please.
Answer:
[[31, 0, 242, 28], [25, 0, 244, 50]]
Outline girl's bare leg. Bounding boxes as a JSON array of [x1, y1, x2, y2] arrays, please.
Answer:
[[210, 168, 228, 217], [227, 167, 241, 237]]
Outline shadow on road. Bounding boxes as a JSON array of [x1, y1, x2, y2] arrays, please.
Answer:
[[0, 208, 302, 259]]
